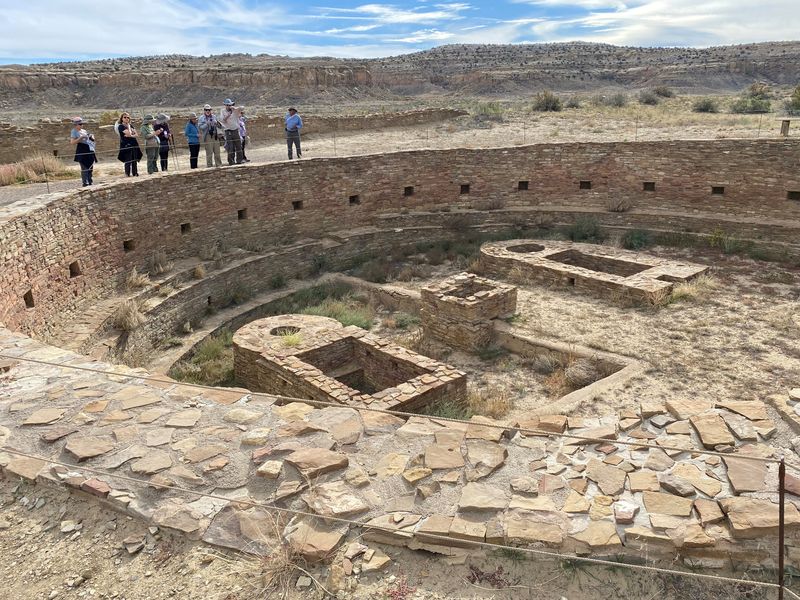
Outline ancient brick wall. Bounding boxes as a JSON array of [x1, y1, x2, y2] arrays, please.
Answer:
[[2, 139, 799, 339]]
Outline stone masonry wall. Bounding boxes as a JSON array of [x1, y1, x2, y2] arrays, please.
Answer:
[[2, 139, 799, 340]]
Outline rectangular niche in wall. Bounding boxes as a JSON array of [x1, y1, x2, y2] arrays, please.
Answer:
[[69, 261, 82, 278], [711, 186, 725, 195], [238, 208, 248, 220], [643, 181, 656, 192], [460, 184, 470, 195], [123, 239, 136, 252], [788, 191, 800, 201], [23, 290, 34, 309], [292, 200, 303, 211], [518, 181, 529, 191], [181, 222, 192, 235], [349, 195, 361, 206], [404, 186, 415, 197], [579, 180, 592, 190]]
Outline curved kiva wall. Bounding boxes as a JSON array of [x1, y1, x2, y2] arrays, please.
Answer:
[[2, 139, 800, 339]]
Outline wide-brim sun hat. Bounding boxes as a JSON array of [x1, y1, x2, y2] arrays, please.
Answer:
[[203, 104, 212, 110], [72, 116, 83, 124], [188, 112, 197, 119], [223, 98, 234, 106], [143, 114, 154, 123], [156, 113, 170, 121]]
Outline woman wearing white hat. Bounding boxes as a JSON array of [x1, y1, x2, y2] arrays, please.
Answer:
[[69, 117, 97, 186]]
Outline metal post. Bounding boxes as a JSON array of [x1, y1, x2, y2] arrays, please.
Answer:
[[779, 455, 786, 600], [41, 155, 50, 194], [757, 113, 763, 139]]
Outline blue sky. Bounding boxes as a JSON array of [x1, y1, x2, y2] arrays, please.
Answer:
[[1, 0, 798, 63]]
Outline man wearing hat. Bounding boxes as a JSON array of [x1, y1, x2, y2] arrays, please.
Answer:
[[198, 103, 222, 167], [140, 115, 161, 175], [285, 107, 302, 160], [219, 98, 243, 165], [184, 112, 200, 169]]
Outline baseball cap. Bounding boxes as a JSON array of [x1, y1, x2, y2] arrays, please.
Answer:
[[223, 98, 234, 106], [72, 116, 83, 124]]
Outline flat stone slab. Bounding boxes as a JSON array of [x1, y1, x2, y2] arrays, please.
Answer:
[[642, 491, 694, 517], [690, 413, 735, 448], [458, 482, 509, 511], [285, 448, 348, 478], [131, 450, 173, 475], [666, 398, 713, 421], [64, 437, 115, 461], [165, 409, 202, 428], [22, 408, 66, 426], [425, 443, 465, 469], [720, 497, 800, 538], [302, 481, 370, 517]]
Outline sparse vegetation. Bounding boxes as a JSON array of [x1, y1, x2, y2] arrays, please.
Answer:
[[466, 383, 512, 418], [269, 273, 287, 289], [606, 197, 632, 213], [192, 264, 206, 279], [470, 101, 504, 120], [531, 90, 562, 112], [221, 282, 252, 307], [692, 98, 719, 113], [564, 216, 605, 243], [788, 84, 800, 114], [113, 299, 146, 331], [0, 152, 77, 186], [638, 90, 659, 106], [669, 274, 720, 303], [168, 329, 235, 386], [621, 229, 652, 250], [730, 83, 772, 113], [653, 86, 675, 98], [301, 296, 375, 329], [149, 249, 172, 275], [125, 267, 150, 290]]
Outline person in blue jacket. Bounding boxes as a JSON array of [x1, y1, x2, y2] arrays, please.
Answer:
[[184, 113, 200, 169], [285, 107, 302, 160]]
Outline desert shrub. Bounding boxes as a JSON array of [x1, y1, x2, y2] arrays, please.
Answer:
[[419, 399, 473, 420], [746, 82, 772, 100], [564, 357, 600, 388], [269, 273, 286, 289], [385, 312, 419, 330], [565, 97, 581, 109], [310, 254, 329, 275], [0, 152, 76, 186], [301, 296, 374, 329], [221, 282, 251, 307], [476, 344, 508, 361], [564, 216, 605, 243], [425, 246, 447, 265], [113, 299, 146, 331], [653, 86, 675, 98], [352, 258, 392, 283], [470, 101, 504, 119], [532, 90, 562, 112], [692, 98, 719, 113], [193, 329, 233, 363], [125, 267, 150, 290], [592, 93, 627, 108], [788, 84, 800, 114], [198, 243, 222, 262], [278, 331, 302, 347], [192, 264, 206, 279], [620, 229, 652, 250], [466, 384, 512, 419], [606, 197, 632, 213], [472, 197, 507, 211], [730, 97, 771, 114], [638, 90, 659, 105]]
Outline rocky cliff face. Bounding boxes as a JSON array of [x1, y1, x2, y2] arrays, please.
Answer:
[[1, 41, 798, 108]]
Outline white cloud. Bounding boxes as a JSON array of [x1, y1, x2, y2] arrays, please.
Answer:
[[389, 29, 456, 42]]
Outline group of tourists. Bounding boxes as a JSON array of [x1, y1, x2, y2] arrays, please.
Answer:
[[70, 102, 303, 184]]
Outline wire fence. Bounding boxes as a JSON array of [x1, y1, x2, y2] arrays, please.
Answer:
[[0, 351, 799, 598], [1, 109, 797, 191]]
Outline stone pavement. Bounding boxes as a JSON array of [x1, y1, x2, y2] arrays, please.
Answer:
[[1, 326, 800, 572]]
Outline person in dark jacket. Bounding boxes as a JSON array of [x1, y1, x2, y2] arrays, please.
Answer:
[[69, 117, 96, 187], [155, 113, 172, 171], [184, 113, 200, 169], [117, 113, 142, 176]]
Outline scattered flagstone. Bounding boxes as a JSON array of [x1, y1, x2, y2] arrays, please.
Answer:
[[166, 409, 202, 428], [65, 437, 115, 461], [285, 448, 348, 478], [22, 408, 66, 426]]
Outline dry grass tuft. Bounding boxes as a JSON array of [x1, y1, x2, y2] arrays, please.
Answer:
[[563, 357, 599, 388], [466, 383, 513, 418], [606, 197, 633, 213], [670, 273, 720, 303], [765, 304, 800, 332], [279, 332, 303, 347], [193, 264, 207, 280], [150, 249, 173, 275], [125, 267, 150, 290], [113, 299, 146, 331], [0, 152, 77, 186]]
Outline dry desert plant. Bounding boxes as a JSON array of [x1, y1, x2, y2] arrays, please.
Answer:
[[0, 152, 76, 186], [192, 264, 207, 279], [606, 197, 633, 213], [149, 249, 173, 275], [669, 273, 720, 303], [125, 266, 150, 290], [764, 304, 800, 332], [113, 299, 146, 331], [466, 383, 513, 418]]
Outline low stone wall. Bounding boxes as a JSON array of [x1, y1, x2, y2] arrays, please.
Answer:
[[233, 314, 467, 412]]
